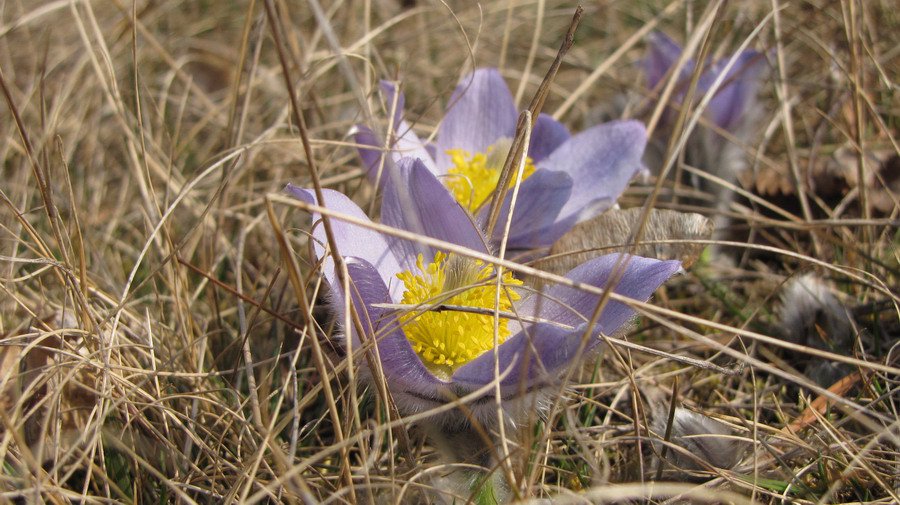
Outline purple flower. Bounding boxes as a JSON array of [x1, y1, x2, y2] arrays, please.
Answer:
[[644, 32, 766, 133], [286, 158, 680, 428], [355, 68, 648, 250], [643, 32, 768, 230]]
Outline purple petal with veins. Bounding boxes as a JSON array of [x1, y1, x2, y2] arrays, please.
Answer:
[[452, 322, 587, 395], [382, 157, 489, 261], [284, 185, 403, 294], [529, 113, 570, 162], [538, 120, 647, 233], [435, 68, 518, 171], [518, 253, 682, 332], [484, 168, 573, 249]]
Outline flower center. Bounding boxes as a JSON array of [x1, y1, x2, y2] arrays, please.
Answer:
[[444, 140, 536, 213], [396, 252, 523, 377]]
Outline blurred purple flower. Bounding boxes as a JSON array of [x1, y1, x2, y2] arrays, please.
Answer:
[[355, 68, 648, 250], [286, 158, 680, 428], [642, 32, 768, 247], [644, 31, 766, 133]]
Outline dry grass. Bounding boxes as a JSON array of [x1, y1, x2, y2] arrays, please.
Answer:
[[0, 0, 897, 503]]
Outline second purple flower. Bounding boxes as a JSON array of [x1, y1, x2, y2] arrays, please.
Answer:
[[355, 68, 649, 251]]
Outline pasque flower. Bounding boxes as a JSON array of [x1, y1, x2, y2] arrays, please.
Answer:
[[644, 31, 766, 134], [355, 68, 649, 251], [287, 158, 680, 428], [643, 32, 767, 237]]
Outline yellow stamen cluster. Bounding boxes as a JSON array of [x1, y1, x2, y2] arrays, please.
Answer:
[[396, 252, 523, 376], [445, 143, 536, 212]]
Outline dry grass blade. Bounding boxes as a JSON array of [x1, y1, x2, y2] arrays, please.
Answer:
[[484, 5, 583, 238]]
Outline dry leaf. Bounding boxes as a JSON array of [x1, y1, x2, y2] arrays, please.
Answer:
[[743, 144, 899, 215], [784, 371, 864, 435], [6, 313, 100, 463], [538, 208, 713, 276]]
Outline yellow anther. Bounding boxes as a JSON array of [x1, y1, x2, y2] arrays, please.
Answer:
[[396, 252, 522, 376], [444, 142, 536, 212]]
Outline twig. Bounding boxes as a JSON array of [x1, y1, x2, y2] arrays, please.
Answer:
[[484, 5, 584, 238]]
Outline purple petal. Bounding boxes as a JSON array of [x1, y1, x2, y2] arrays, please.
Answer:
[[435, 68, 518, 171], [539, 120, 648, 231], [284, 185, 402, 292], [354, 124, 394, 188], [451, 322, 589, 393], [336, 257, 448, 400], [645, 32, 687, 90], [380, 80, 405, 128], [355, 86, 437, 190], [452, 254, 681, 393], [393, 121, 438, 172], [382, 158, 489, 260], [518, 253, 682, 333], [705, 51, 765, 131], [485, 168, 574, 249], [529, 113, 570, 162], [378, 82, 438, 171]]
